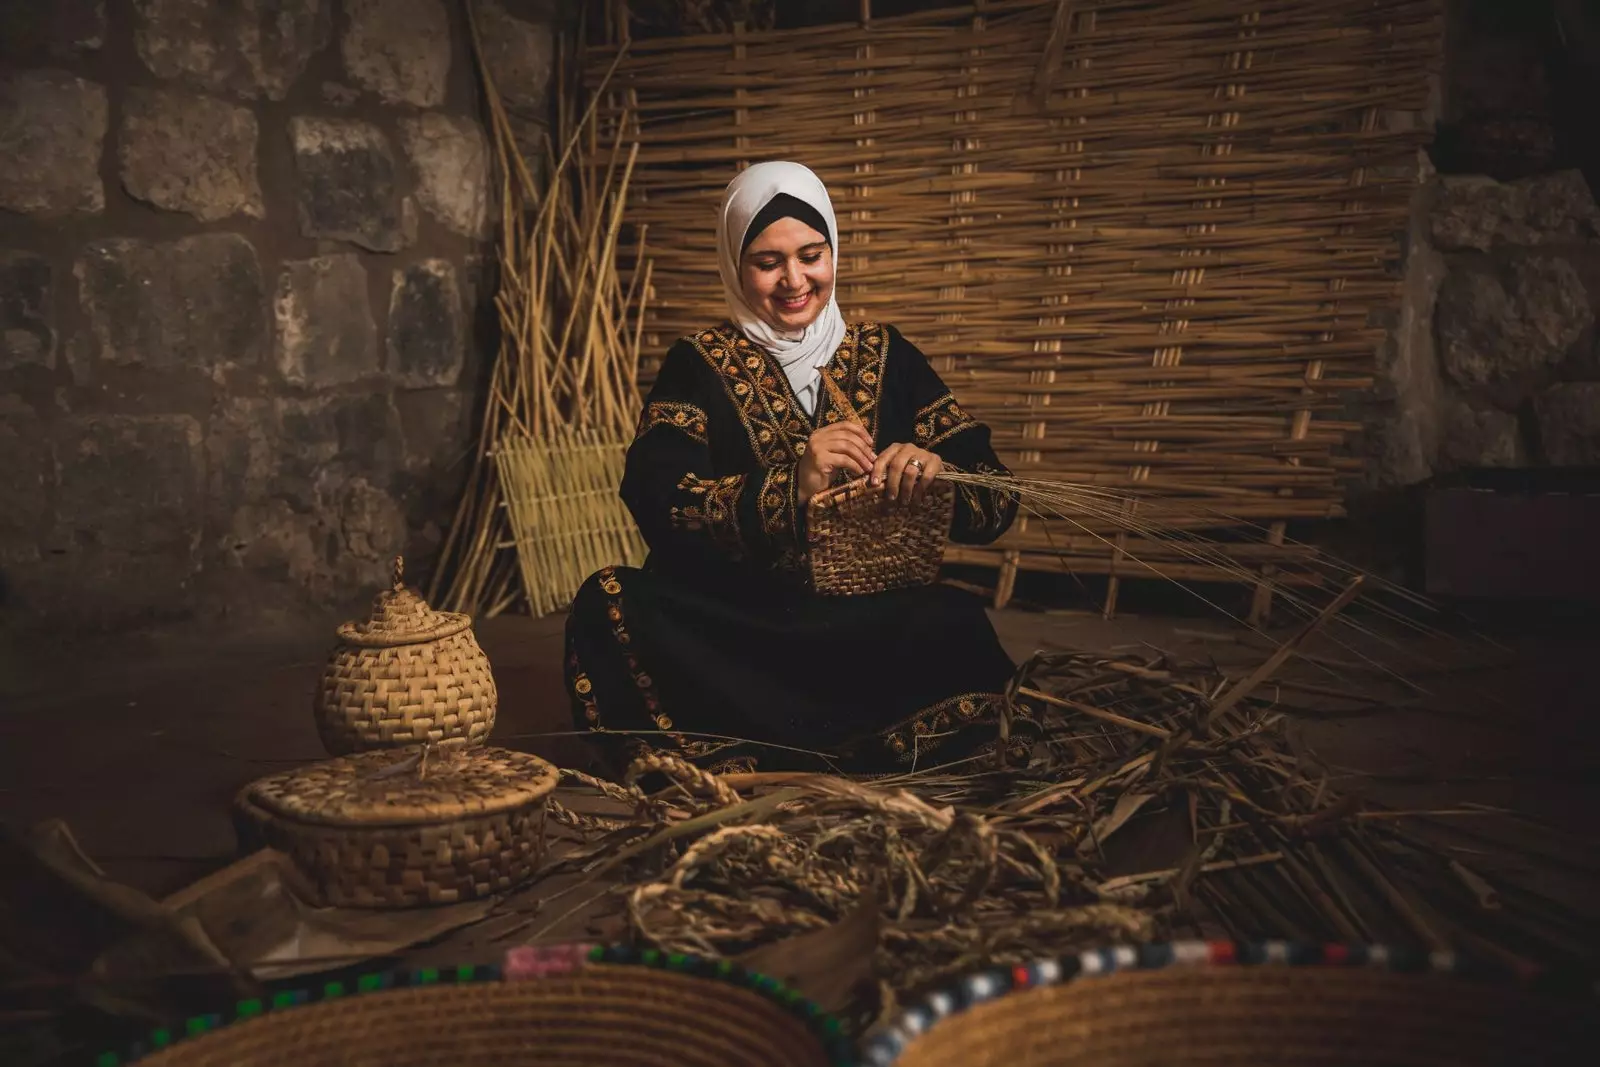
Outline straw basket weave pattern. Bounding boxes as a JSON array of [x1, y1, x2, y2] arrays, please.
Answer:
[[113, 947, 854, 1067], [866, 939, 1599, 1067], [807, 477, 953, 596], [235, 747, 556, 909], [314, 558, 496, 755]]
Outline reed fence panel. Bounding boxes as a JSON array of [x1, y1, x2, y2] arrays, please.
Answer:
[[587, 0, 1441, 611]]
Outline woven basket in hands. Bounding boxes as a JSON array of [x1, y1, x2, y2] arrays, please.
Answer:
[[130, 955, 846, 1067], [234, 745, 556, 908], [314, 556, 496, 756], [807, 475, 954, 596], [865, 941, 1599, 1067]]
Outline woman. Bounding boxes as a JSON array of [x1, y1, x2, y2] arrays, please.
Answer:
[[565, 161, 1021, 774]]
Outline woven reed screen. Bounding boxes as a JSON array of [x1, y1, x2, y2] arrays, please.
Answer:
[[587, 0, 1441, 610]]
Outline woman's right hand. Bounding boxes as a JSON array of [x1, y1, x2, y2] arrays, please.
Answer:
[[797, 422, 877, 503]]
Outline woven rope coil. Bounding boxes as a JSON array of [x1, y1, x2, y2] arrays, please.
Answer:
[[132, 965, 838, 1067], [314, 557, 497, 755], [807, 477, 954, 596], [236, 747, 557, 909], [869, 941, 1599, 1067]]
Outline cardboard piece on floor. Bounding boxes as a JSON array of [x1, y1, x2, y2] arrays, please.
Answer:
[[162, 849, 496, 981]]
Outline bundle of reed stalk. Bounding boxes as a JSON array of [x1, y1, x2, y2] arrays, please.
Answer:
[[586, 0, 1442, 617], [431, 7, 653, 616], [539, 630, 1594, 1035]]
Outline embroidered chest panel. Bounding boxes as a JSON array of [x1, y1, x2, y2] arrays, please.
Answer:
[[687, 322, 889, 467]]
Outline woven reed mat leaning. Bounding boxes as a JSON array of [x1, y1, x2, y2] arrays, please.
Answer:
[[540, 630, 1596, 1037], [235, 746, 556, 909], [808, 476, 954, 596], [314, 556, 496, 757], [132, 962, 840, 1067], [868, 944, 1598, 1066], [430, 9, 650, 617]]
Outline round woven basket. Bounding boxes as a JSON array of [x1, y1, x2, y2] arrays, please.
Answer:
[[235, 745, 556, 908], [314, 556, 496, 755], [111, 948, 854, 1067], [865, 940, 1598, 1067]]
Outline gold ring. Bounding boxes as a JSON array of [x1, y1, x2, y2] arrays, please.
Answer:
[[908, 459, 925, 471]]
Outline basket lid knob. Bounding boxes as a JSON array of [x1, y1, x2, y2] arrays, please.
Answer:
[[336, 557, 472, 648]]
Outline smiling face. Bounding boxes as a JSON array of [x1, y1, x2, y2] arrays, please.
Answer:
[[738, 216, 835, 333]]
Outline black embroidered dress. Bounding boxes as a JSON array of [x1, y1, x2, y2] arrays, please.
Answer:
[[564, 321, 1020, 772]]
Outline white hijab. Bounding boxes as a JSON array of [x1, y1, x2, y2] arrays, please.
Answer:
[[715, 161, 847, 416]]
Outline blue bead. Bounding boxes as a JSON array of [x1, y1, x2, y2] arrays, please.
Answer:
[[1137, 943, 1173, 969], [1287, 943, 1320, 965], [1237, 941, 1269, 965]]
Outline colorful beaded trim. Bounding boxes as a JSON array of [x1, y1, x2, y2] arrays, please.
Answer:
[[99, 944, 856, 1067], [861, 939, 1600, 1066]]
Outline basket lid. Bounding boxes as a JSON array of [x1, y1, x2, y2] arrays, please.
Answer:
[[243, 746, 558, 828], [337, 557, 472, 648]]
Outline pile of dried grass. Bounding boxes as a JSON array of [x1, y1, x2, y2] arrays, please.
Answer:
[[543, 623, 1590, 1030]]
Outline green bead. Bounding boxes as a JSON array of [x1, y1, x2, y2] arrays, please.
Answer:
[[237, 998, 264, 1018], [823, 1017, 843, 1036], [587, 945, 605, 962], [151, 1029, 171, 1048], [271, 991, 296, 1009], [185, 1016, 208, 1036], [358, 973, 384, 992], [667, 953, 689, 968], [417, 967, 439, 984], [641, 949, 661, 965], [715, 960, 734, 975], [456, 964, 476, 981], [323, 981, 346, 999], [95, 1053, 119, 1067]]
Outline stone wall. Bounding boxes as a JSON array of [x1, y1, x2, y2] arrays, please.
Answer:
[[0, 0, 555, 630], [1356, 0, 1600, 496]]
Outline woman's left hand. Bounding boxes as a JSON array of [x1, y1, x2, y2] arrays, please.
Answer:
[[871, 442, 942, 504]]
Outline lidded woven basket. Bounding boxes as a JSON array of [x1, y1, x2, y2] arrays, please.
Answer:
[[235, 745, 556, 909], [315, 556, 496, 756], [807, 476, 954, 596]]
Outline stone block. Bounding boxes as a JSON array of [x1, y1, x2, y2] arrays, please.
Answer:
[[1436, 256, 1593, 394], [396, 387, 468, 474], [119, 87, 263, 222], [1, 251, 54, 370], [341, 0, 452, 107], [388, 261, 464, 386], [53, 414, 205, 559], [1431, 171, 1600, 252], [274, 255, 379, 386], [0, 0, 106, 61], [477, 1, 554, 113], [399, 113, 489, 238], [206, 389, 397, 517], [76, 233, 267, 372], [133, 0, 331, 101], [0, 70, 107, 216], [1438, 398, 1524, 469], [289, 117, 408, 253], [1534, 382, 1600, 466]]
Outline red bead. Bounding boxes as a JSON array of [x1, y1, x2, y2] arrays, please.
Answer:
[[1011, 965, 1032, 988], [1208, 941, 1237, 964], [1323, 943, 1350, 965]]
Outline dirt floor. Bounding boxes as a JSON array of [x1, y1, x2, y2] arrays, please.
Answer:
[[2, 591, 1598, 1061]]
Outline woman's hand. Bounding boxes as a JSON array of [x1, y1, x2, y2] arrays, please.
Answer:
[[797, 422, 877, 503], [872, 442, 943, 504]]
